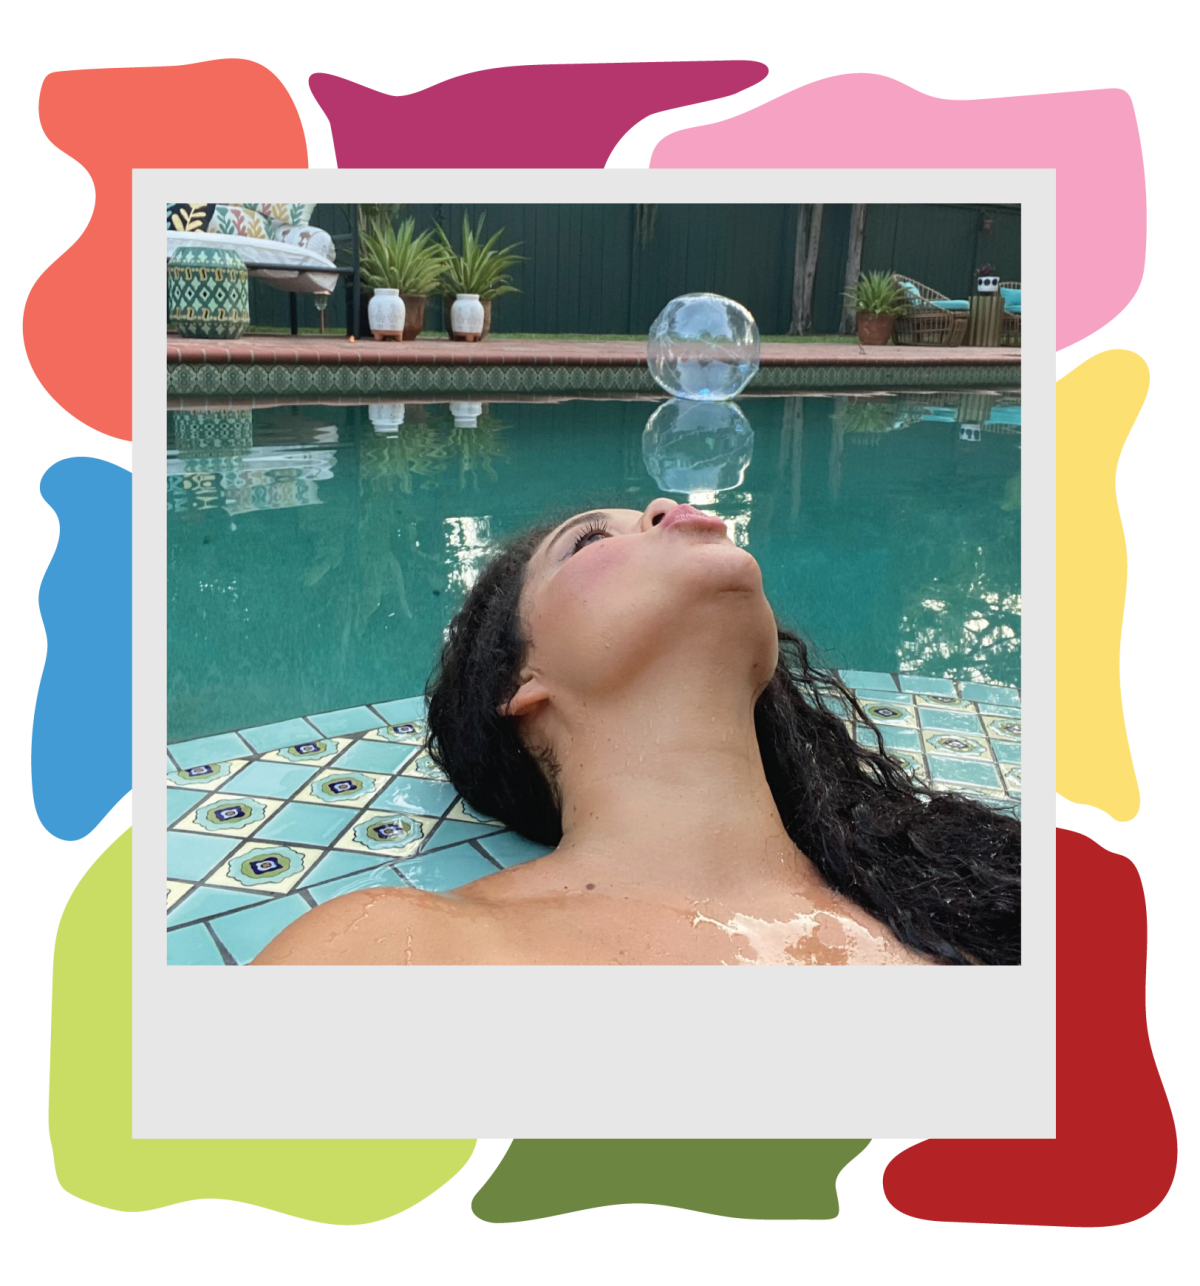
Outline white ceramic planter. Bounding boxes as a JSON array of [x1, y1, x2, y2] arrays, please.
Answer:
[[960, 424, 982, 442], [450, 293, 485, 341], [369, 403, 406, 431], [976, 276, 1000, 293], [368, 288, 406, 340], [449, 401, 483, 427]]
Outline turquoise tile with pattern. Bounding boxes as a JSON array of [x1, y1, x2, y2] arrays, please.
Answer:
[[927, 755, 1002, 790], [166, 883, 271, 926], [308, 866, 407, 905], [298, 848, 395, 888], [169, 730, 252, 771], [373, 775, 458, 817], [238, 717, 321, 754], [425, 819, 506, 850], [308, 705, 386, 736], [208, 893, 313, 964], [478, 830, 555, 868], [222, 759, 318, 799], [167, 788, 198, 826], [918, 707, 984, 734], [993, 740, 1022, 764], [961, 682, 1020, 706], [398, 844, 500, 892], [166, 922, 226, 966], [839, 670, 898, 691], [332, 739, 417, 775], [899, 675, 958, 696], [167, 831, 240, 881], [372, 696, 426, 724], [255, 801, 356, 847]]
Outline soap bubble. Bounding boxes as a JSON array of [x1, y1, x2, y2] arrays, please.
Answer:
[[647, 293, 760, 401], [643, 399, 754, 495]]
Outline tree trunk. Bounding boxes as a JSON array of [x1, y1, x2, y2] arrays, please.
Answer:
[[839, 203, 869, 335], [788, 205, 809, 336], [801, 203, 824, 335]]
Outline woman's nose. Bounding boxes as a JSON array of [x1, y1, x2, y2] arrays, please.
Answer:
[[641, 498, 679, 531]]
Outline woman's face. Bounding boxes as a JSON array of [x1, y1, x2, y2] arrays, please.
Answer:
[[514, 498, 779, 707]]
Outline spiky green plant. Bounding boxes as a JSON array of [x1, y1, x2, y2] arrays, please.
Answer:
[[359, 217, 449, 296], [842, 270, 910, 317], [435, 214, 526, 301]]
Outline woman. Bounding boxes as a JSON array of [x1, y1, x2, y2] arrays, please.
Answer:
[[254, 498, 1020, 967]]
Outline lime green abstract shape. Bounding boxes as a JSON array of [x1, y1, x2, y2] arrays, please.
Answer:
[[472, 1139, 870, 1222], [51, 829, 474, 1222]]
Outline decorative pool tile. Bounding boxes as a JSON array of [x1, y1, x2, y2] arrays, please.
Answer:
[[300, 768, 389, 808], [172, 793, 281, 839], [364, 720, 427, 746], [207, 841, 324, 894], [167, 759, 246, 791], [333, 809, 433, 860], [260, 737, 351, 766], [921, 731, 991, 760], [166, 672, 1024, 964], [858, 699, 918, 728]]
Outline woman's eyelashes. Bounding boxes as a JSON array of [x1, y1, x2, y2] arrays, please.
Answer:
[[567, 520, 611, 557]]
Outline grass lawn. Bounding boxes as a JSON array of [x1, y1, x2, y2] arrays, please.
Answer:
[[237, 326, 858, 344]]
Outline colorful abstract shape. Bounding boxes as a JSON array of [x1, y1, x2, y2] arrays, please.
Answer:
[[472, 1139, 869, 1221], [310, 62, 767, 167], [25, 60, 308, 442], [651, 75, 1144, 351], [51, 829, 474, 1220], [34, 458, 131, 840], [883, 828, 1176, 1226], [1057, 350, 1146, 820]]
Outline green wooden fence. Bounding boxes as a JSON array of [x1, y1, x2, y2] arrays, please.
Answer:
[[249, 202, 1020, 337]]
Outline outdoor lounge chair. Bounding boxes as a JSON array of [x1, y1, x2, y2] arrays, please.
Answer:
[[891, 275, 969, 346], [166, 203, 339, 297]]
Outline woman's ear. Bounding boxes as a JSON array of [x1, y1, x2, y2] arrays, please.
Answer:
[[498, 675, 550, 719]]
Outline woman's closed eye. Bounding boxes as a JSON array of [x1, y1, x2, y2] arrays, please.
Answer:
[[568, 520, 611, 556]]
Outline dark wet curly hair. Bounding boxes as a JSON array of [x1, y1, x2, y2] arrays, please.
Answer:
[[426, 521, 1021, 966]]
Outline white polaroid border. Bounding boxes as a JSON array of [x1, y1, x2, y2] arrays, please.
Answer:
[[134, 169, 1053, 1139]]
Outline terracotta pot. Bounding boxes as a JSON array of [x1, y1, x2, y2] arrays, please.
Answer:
[[400, 294, 427, 341], [855, 312, 895, 346]]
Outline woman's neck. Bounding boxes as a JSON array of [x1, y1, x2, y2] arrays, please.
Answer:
[[540, 678, 821, 906]]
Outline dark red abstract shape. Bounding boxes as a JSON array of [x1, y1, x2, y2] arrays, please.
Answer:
[[309, 63, 768, 167], [884, 828, 1176, 1227]]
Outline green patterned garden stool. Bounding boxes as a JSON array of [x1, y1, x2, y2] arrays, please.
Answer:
[[168, 245, 250, 340]]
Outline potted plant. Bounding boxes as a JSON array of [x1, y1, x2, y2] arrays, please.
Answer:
[[359, 216, 448, 340], [976, 263, 1000, 294], [435, 213, 526, 340], [842, 271, 909, 345]]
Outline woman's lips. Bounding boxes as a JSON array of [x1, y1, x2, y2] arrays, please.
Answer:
[[659, 504, 727, 534]]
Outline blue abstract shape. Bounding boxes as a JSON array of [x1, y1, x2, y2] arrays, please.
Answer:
[[34, 458, 131, 839]]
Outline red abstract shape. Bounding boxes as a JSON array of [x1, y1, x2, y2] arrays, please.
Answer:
[[309, 62, 767, 167], [25, 61, 308, 442], [884, 828, 1176, 1227]]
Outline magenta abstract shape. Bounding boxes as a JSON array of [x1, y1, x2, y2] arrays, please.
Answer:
[[651, 74, 1145, 350], [310, 62, 767, 168]]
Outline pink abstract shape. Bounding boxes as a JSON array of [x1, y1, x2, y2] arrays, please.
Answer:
[[310, 63, 767, 168], [651, 74, 1144, 350]]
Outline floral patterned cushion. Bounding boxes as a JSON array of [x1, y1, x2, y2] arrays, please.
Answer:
[[239, 203, 317, 226], [167, 203, 217, 232]]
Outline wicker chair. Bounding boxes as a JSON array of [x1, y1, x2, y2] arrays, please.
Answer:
[[892, 275, 969, 347], [999, 280, 1022, 347]]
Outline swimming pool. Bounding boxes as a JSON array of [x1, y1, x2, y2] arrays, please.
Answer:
[[167, 391, 1020, 742]]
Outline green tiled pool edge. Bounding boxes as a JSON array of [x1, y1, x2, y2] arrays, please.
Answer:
[[165, 672, 1021, 965], [168, 361, 1021, 398]]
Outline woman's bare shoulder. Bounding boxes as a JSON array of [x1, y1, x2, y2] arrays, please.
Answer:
[[249, 884, 481, 965]]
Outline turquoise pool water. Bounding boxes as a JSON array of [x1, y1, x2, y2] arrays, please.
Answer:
[[167, 392, 1020, 742]]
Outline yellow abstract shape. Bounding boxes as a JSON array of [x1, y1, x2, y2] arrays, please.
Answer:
[[51, 829, 474, 1221], [1057, 350, 1147, 819]]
